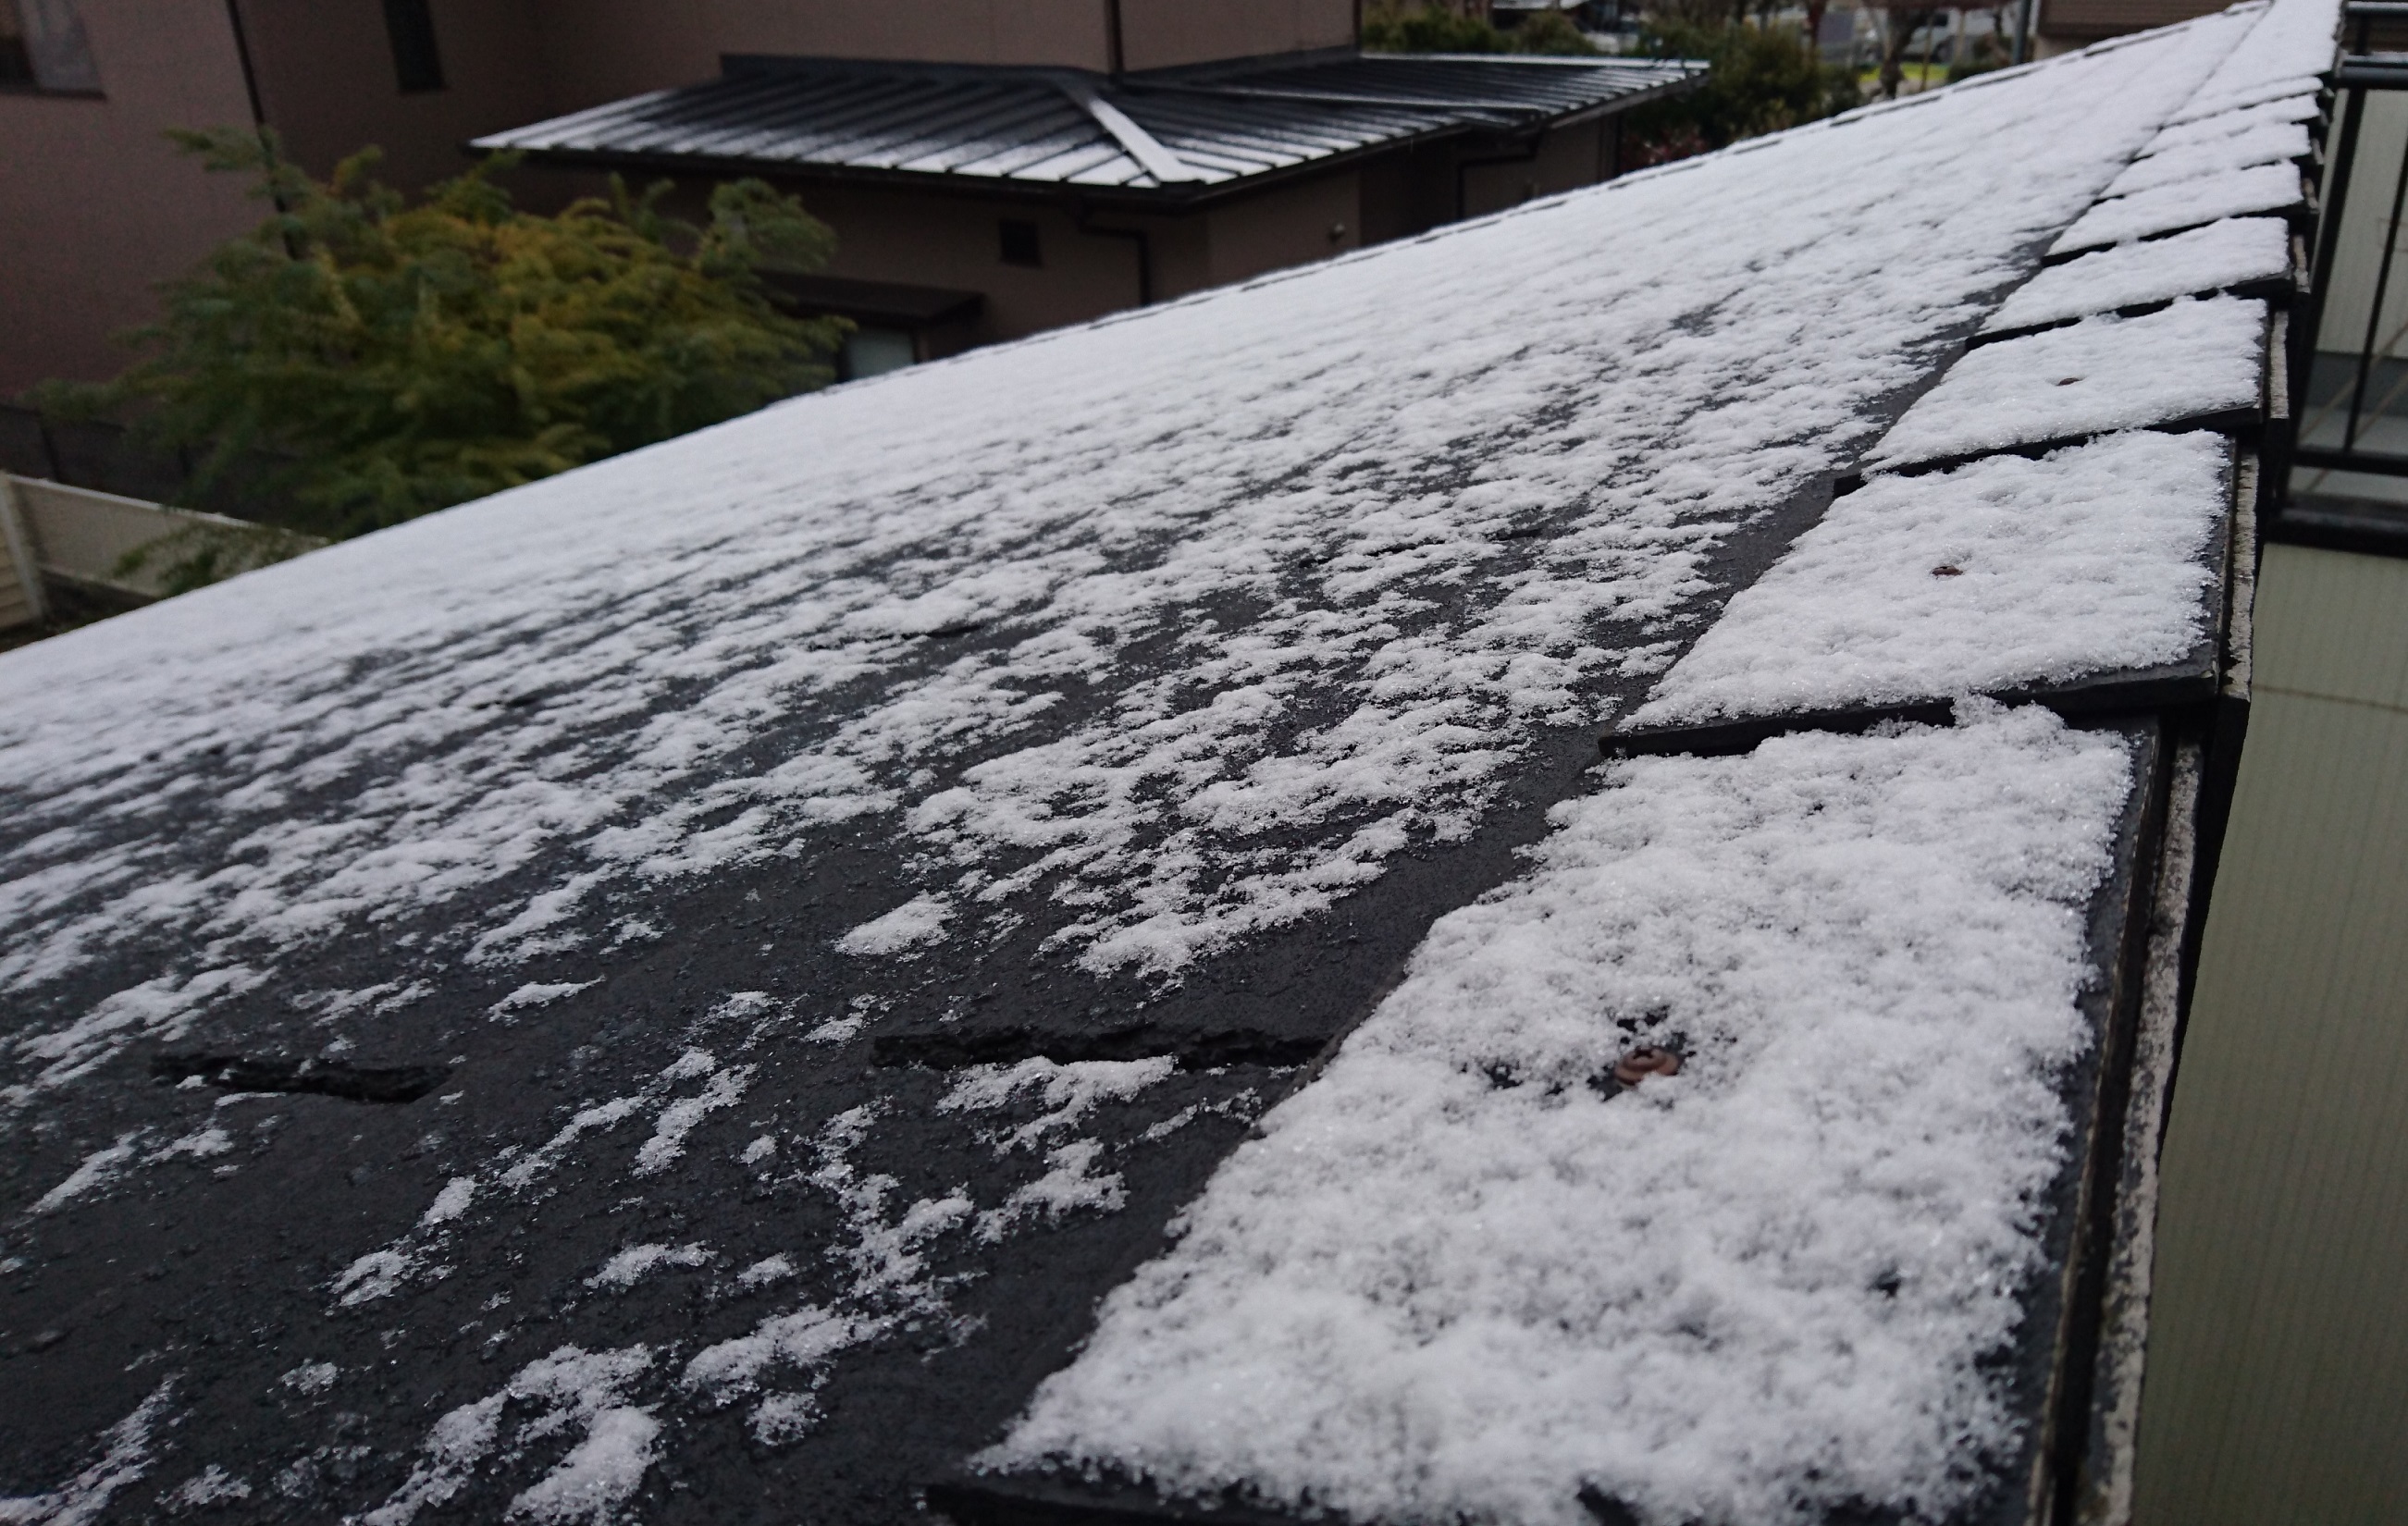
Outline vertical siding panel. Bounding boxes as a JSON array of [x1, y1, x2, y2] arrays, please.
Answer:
[[0, 477, 43, 631], [2134, 545, 2408, 1526]]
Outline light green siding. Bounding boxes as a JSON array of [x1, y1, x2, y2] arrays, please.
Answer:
[[2133, 544, 2408, 1526]]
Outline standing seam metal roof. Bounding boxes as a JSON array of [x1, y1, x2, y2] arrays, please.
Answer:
[[470, 52, 1709, 196]]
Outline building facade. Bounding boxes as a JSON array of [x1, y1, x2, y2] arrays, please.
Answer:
[[0, 0, 1689, 401]]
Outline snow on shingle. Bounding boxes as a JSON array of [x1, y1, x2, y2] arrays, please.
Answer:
[[0, 6, 2256, 1054], [2143, 90, 2319, 153], [1984, 217, 2291, 334], [2173, 72, 2328, 121], [0, 1381, 176, 1524], [1625, 432, 2229, 729], [1870, 296, 2264, 470], [2171, 0, 2337, 118], [983, 704, 2136, 1526], [2105, 117, 2309, 196], [369, 1346, 659, 1526], [2051, 161, 2305, 253]]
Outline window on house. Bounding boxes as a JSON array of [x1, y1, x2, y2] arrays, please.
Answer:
[[1, 0, 102, 94], [999, 219, 1043, 268], [841, 327, 918, 382], [383, 0, 444, 93]]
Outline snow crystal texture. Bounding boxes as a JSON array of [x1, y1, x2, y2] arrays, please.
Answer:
[[0, 0, 2258, 1069], [2143, 90, 2319, 154], [986, 706, 2137, 1526], [2051, 161, 2306, 252], [2174, 0, 2337, 117], [1984, 217, 2291, 334], [2105, 117, 2310, 196], [1627, 432, 2229, 727], [1871, 296, 2265, 469]]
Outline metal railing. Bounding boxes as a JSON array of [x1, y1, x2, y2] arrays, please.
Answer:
[[2297, 4, 2408, 483]]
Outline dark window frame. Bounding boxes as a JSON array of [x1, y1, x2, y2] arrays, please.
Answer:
[[998, 219, 1043, 269], [0, 0, 104, 97], [383, 0, 444, 94]]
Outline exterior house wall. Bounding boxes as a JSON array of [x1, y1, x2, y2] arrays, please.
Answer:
[[1205, 169, 1361, 288], [770, 182, 1153, 342], [0, 0, 261, 393], [520, 1, 1358, 120], [527, 0, 1118, 115], [1118, 0, 1356, 70], [1358, 138, 1458, 244], [628, 156, 1373, 350], [1145, 212, 1212, 304], [2036, 0, 2226, 47], [2133, 542, 2408, 1526], [1460, 117, 1612, 221], [235, 0, 550, 189], [519, 0, 722, 110]]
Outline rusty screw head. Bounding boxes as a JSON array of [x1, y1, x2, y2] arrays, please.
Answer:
[[1612, 1046, 1682, 1087]]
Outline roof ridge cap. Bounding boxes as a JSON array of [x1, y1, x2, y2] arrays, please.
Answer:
[[1055, 77, 1204, 185]]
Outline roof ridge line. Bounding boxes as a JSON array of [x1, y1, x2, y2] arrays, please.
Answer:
[[1055, 76, 1205, 184], [1134, 79, 1549, 116]]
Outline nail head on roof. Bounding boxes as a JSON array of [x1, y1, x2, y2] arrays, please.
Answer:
[[1612, 1046, 1682, 1086]]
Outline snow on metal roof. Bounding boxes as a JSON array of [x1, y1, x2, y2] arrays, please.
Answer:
[[0, 2, 2334, 1523], [469, 53, 1708, 196]]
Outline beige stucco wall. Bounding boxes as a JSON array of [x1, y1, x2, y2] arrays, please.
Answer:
[[0, 0, 261, 393]]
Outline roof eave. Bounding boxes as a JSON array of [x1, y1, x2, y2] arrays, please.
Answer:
[[465, 72, 1708, 213]]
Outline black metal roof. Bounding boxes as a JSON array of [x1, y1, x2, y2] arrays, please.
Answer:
[[470, 52, 1707, 200]]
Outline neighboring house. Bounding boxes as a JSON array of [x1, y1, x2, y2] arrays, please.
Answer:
[[2037, 0, 2233, 53], [0, 0, 1702, 403], [476, 52, 1702, 372], [0, 5, 2351, 1525]]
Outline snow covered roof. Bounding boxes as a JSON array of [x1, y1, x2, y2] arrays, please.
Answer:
[[470, 53, 1706, 200], [0, 2, 2333, 1523]]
